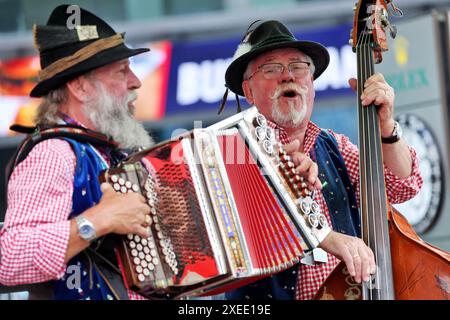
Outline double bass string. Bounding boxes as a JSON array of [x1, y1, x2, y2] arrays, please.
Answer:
[[358, 23, 394, 299], [362, 32, 379, 299], [365, 34, 391, 299], [356, 27, 369, 298], [357, 27, 379, 300]]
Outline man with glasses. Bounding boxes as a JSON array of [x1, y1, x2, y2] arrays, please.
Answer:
[[222, 20, 422, 300]]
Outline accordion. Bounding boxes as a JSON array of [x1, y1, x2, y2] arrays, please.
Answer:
[[100, 107, 331, 299]]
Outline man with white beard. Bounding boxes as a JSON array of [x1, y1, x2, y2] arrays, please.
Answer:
[[0, 5, 153, 300], [222, 20, 423, 300]]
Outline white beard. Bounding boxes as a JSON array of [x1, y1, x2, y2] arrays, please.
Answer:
[[270, 83, 308, 128], [83, 81, 153, 149]]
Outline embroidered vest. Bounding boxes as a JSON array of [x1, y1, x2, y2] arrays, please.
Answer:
[[53, 138, 128, 300], [6, 125, 128, 300]]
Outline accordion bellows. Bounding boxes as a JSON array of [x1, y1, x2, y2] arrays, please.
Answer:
[[100, 107, 331, 299]]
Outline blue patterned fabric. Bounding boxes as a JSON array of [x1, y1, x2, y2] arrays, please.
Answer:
[[225, 130, 360, 300], [53, 138, 117, 300], [312, 131, 360, 237]]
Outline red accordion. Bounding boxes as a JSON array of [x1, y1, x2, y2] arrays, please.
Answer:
[[100, 107, 331, 299]]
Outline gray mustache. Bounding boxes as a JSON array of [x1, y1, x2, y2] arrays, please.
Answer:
[[128, 91, 138, 103], [270, 84, 308, 100]]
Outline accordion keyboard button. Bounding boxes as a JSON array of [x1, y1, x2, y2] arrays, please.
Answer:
[[153, 257, 160, 265], [111, 175, 119, 183], [133, 257, 141, 265], [308, 214, 319, 228], [280, 154, 291, 163], [255, 127, 266, 141], [134, 235, 141, 243], [113, 183, 121, 191], [266, 128, 275, 141], [127, 234, 134, 240], [263, 140, 274, 155], [300, 199, 311, 214], [319, 214, 329, 228], [255, 114, 267, 127], [136, 265, 143, 274], [136, 244, 143, 251], [138, 274, 146, 282], [131, 249, 138, 257], [311, 202, 320, 214]]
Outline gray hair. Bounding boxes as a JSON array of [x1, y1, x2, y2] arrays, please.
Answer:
[[34, 70, 97, 127], [34, 86, 69, 127], [243, 52, 316, 80]]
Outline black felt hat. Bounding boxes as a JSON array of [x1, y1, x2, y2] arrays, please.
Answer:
[[30, 4, 150, 97], [225, 20, 330, 97]]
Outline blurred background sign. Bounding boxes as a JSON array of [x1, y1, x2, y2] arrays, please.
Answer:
[[378, 12, 450, 250]]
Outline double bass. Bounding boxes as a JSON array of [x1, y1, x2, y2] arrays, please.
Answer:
[[315, 0, 450, 300]]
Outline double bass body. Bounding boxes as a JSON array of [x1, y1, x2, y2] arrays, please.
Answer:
[[315, 207, 450, 300]]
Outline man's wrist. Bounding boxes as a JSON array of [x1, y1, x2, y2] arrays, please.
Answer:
[[75, 215, 97, 242], [81, 207, 110, 238], [380, 119, 396, 138]]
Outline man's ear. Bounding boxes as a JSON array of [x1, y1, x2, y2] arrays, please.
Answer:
[[66, 76, 91, 102], [242, 80, 254, 105]]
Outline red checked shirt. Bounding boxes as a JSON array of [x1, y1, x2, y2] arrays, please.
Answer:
[[268, 120, 423, 300], [0, 138, 145, 300]]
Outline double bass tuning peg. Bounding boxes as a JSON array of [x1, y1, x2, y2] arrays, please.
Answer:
[[381, 15, 397, 39], [388, 24, 397, 39]]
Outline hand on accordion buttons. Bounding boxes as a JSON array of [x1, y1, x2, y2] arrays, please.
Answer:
[[283, 139, 323, 191], [319, 230, 377, 283], [88, 183, 151, 239]]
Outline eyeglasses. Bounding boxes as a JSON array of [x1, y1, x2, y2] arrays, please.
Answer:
[[247, 61, 311, 80]]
